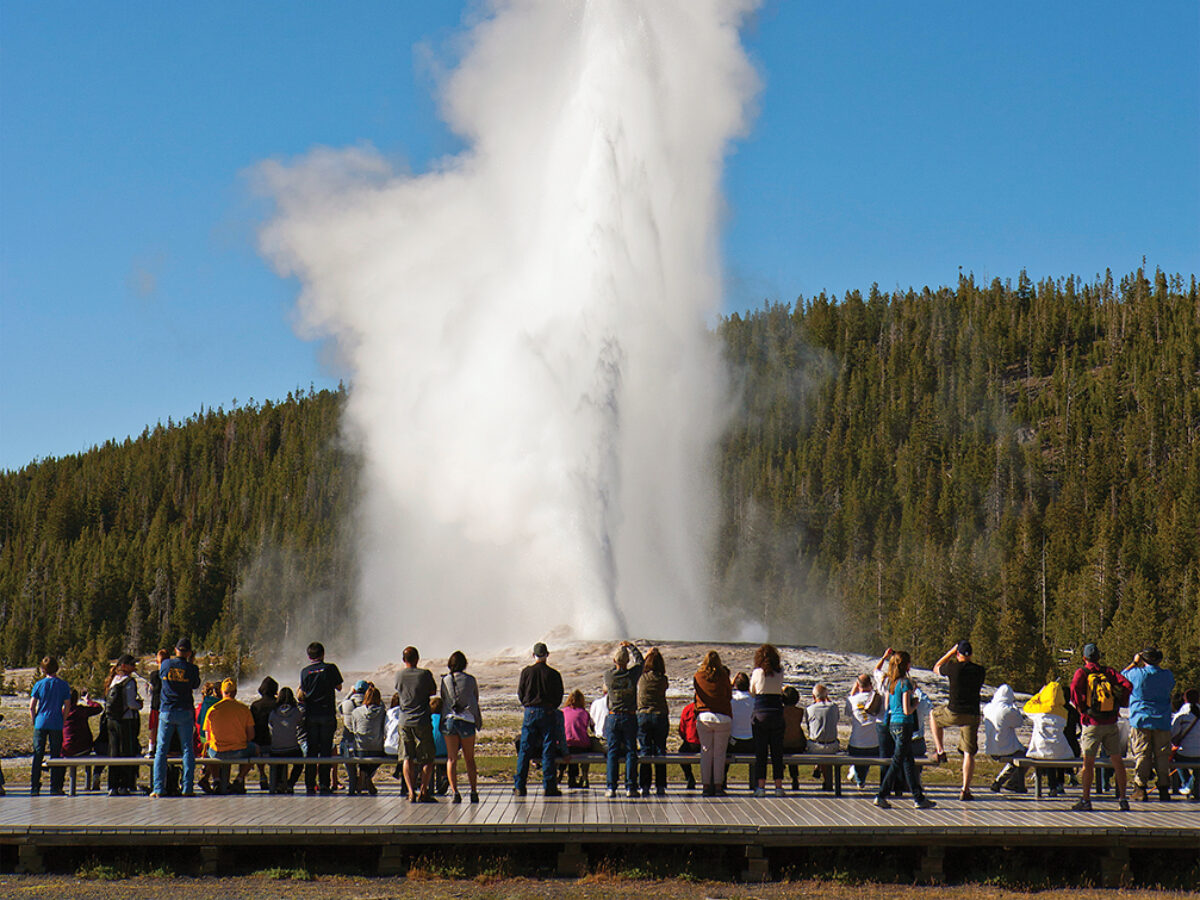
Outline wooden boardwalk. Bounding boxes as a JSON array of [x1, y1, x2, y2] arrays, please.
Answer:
[[0, 783, 1196, 882]]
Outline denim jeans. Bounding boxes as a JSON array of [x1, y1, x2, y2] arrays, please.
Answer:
[[847, 743, 879, 787], [637, 712, 668, 792], [605, 712, 638, 791], [153, 710, 196, 795], [875, 720, 896, 789], [31, 727, 64, 794], [878, 720, 923, 802], [515, 706, 559, 790], [304, 714, 337, 791]]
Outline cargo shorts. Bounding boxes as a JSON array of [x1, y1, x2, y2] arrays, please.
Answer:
[[932, 706, 980, 755]]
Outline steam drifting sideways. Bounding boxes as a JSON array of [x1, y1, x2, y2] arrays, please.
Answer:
[[258, 0, 760, 654]]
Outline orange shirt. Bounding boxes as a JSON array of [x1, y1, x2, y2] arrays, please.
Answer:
[[205, 698, 255, 752]]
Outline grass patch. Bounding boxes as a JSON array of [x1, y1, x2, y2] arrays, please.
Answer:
[[256, 866, 315, 881]]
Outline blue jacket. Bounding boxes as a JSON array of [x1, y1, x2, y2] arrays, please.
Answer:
[[1123, 664, 1174, 730]]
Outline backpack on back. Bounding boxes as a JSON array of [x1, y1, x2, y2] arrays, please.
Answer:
[[105, 678, 127, 720], [1085, 669, 1118, 718]]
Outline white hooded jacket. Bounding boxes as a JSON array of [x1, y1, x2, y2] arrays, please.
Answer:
[[982, 684, 1025, 757]]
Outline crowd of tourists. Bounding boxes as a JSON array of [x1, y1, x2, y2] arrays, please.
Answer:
[[19, 636, 1200, 810]]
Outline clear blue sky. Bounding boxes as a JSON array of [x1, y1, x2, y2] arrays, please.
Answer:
[[2, 2, 1197, 470]]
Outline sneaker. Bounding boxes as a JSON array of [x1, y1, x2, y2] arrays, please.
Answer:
[[774, 787, 786, 797], [754, 787, 766, 798], [544, 786, 563, 797], [148, 792, 161, 799], [1117, 798, 1130, 811], [452, 792, 462, 804], [959, 790, 975, 802], [990, 781, 1003, 793], [513, 786, 527, 797], [914, 797, 936, 809], [418, 793, 437, 803], [873, 796, 891, 809], [656, 787, 666, 797], [701, 785, 715, 797], [1070, 798, 1092, 812], [470, 790, 479, 803], [626, 788, 639, 798], [606, 788, 617, 798]]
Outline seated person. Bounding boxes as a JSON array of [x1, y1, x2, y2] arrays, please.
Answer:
[[202, 679, 256, 793]]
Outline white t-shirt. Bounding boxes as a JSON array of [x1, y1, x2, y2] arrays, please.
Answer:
[[730, 690, 754, 740], [844, 688, 883, 749], [589, 694, 608, 736], [750, 668, 784, 696]]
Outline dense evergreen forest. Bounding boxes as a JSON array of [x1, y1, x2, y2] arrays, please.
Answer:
[[1, 267, 1197, 692]]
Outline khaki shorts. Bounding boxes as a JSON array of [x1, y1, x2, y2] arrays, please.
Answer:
[[400, 722, 435, 764], [1080, 723, 1122, 758], [933, 706, 980, 755]]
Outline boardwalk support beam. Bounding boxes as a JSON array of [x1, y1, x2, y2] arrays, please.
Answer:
[[741, 844, 769, 881], [1102, 844, 1131, 888], [199, 845, 222, 876], [919, 844, 945, 884], [16, 843, 43, 875], [557, 842, 587, 877], [378, 843, 406, 876]]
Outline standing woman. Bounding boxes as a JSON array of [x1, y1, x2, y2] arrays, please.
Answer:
[[104, 655, 143, 796], [440, 650, 483, 804], [693, 650, 733, 797], [874, 651, 935, 810], [637, 648, 670, 796], [750, 643, 786, 797]]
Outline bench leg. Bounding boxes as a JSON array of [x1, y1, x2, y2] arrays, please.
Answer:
[[557, 842, 587, 877], [1035, 768, 1042, 799], [834, 764, 842, 797], [741, 844, 769, 882], [69, 767, 78, 797]]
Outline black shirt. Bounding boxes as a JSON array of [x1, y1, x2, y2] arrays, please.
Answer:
[[299, 661, 343, 717], [149, 669, 163, 711], [518, 661, 563, 710], [942, 658, 986, 714]]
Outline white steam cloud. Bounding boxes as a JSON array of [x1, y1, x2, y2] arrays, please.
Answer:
[[258, 0, 760, 654]]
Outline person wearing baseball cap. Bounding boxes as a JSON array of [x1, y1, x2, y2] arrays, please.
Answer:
[[1069, 641, 1133, 811], [151, 638, 201, 797], [202, 678, 256, 793], [930, 639, 986, 801]]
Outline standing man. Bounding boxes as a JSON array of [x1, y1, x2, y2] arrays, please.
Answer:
[[151, 638, 201, 798], [603, 640, 643, 798], [1069, 642, 1133, 811], [930, 640, 986, 801], [1123, 647, 1175, 802], [514, 642, 564, 797], [299, 641, 343, 795], [394, 647, 438, 802], [29, 656, 71, 796]]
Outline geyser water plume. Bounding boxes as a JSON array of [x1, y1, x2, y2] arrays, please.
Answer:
[[258, 0, 760, 655]]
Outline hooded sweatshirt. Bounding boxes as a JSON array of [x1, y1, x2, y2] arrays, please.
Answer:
[[982, 684, 1025, 757], [268, 702, 304, 753], [1022, 683, 1072, 760], [350, 703, 385, 753]]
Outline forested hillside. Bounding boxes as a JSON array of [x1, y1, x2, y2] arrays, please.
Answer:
[[716, 267, 1199, 689], [1, 267, 1197, 691], [0, 388, 356, 678]]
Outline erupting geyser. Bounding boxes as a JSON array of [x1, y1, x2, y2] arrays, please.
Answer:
[[258, 0, 760, 654]]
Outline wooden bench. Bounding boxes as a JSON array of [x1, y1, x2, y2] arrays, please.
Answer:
[[1015, 756, 1200, 799], [558, 752, 938, 797], [45, 755, 363, 796]]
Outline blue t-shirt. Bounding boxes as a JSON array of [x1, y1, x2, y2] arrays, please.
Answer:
[[431, 713, 447, 758], [1124, 664, 1175, 730], [159, 657, 201, 713], [888, 677, 915, 725], [31, 675, 71, 730]]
